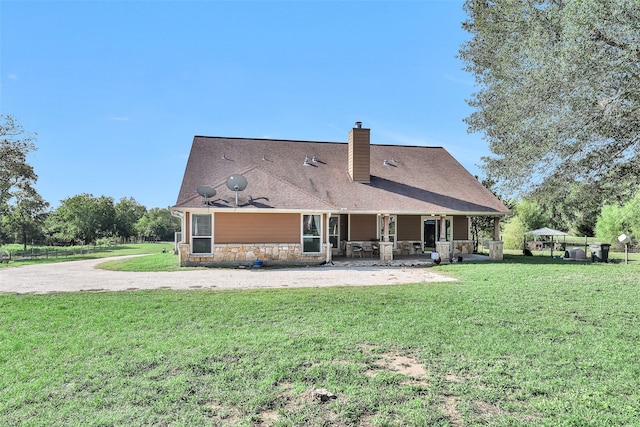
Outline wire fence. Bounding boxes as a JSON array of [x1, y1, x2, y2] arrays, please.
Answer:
[[1, 244, 120, 261]]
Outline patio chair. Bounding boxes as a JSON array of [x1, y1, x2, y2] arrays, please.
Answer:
[[362, 241, 374, 257], [372, 242, 380, 257], [351, 243, 363, 258]]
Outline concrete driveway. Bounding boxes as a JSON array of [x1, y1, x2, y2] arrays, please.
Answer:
[[0, 256, 455, 294]]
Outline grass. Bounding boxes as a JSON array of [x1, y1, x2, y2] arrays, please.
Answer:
[[1, 256, 640, 425], [98, 250, 184, 271], [0, 243, 174, 268]]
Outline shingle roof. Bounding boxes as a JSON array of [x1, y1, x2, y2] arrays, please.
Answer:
[[174, 136, 510, 215]]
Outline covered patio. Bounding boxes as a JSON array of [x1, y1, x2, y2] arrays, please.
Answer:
[[333, 213, 505, 263]]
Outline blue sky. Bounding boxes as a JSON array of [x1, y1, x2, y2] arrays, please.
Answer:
[[2, 0, 484, 209]]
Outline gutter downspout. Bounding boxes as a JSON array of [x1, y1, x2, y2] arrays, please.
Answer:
[[170, 210, 184, 219], [170, 210, 184, 232], [170, 210, 185, 245]]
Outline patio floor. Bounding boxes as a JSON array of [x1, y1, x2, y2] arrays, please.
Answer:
[[331, 253, 491, 267]]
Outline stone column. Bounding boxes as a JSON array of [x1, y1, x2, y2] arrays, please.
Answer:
[[489, 240, 504, 261], [178, 243, 190, 267], [436, 241, 452, 260], [379, 241, 393, 261], [439, 216, 447, 241]]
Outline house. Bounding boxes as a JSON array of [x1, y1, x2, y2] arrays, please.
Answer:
[[171, 122, 509, 266]]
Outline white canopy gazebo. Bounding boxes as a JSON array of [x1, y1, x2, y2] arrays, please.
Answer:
[[525, 227, 569, 257]]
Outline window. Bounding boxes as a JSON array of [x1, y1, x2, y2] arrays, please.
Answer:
[[191, 214, 212, 254], [302, 214, 322, 253]]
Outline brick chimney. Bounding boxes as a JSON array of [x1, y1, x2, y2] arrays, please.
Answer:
[[348, 121, 370, 182]]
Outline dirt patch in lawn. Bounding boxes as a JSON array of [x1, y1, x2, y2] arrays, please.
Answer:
[[364, 351, 428, 386]]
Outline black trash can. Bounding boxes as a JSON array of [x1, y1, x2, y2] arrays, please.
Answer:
[[590, 243, 611, 263]]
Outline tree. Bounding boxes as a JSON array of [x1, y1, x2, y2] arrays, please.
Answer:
[[500, 199, 552, 251], [469, 215, 494, 251], [502, 215, 527, 251], [114, 197, 147, 242], [595, 204, 626, 244], [49, 194, 115, 244], [459, 0, 640, 197], [595, 189, 640, 244], [469, 176, 511, 250], [0, 115, 42, 244], [2, 189, 49, 250], [529, 180, 598, 237], [135, 208, 180, 242], [515, 199, 550, 233]]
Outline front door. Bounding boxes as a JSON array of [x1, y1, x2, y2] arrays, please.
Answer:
[[422, 217, 452, 251], [423, 219, 437, 251]]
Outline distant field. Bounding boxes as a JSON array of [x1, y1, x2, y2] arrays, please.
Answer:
[[0, 243, 174, 268]]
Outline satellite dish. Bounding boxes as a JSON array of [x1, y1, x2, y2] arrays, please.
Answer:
[[197, 186, 217, 198], [226, 174, 248, 192], [197, 186, 217, 206], [226, 174, 248, 207]]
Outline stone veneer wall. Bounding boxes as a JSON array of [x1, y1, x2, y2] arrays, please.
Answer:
[[452, 240, 474, 254], [178, 243, 327, 267]]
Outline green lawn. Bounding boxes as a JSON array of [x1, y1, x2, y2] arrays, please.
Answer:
[[0, 243, 174, 268], [1, 257, 639, 426], [98, 250, 185, 272]]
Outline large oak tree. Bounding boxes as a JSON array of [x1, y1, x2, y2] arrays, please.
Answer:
[[459, 0, 639, 197], [0, 115, 47, 245], [0, 115, 38, 216]]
